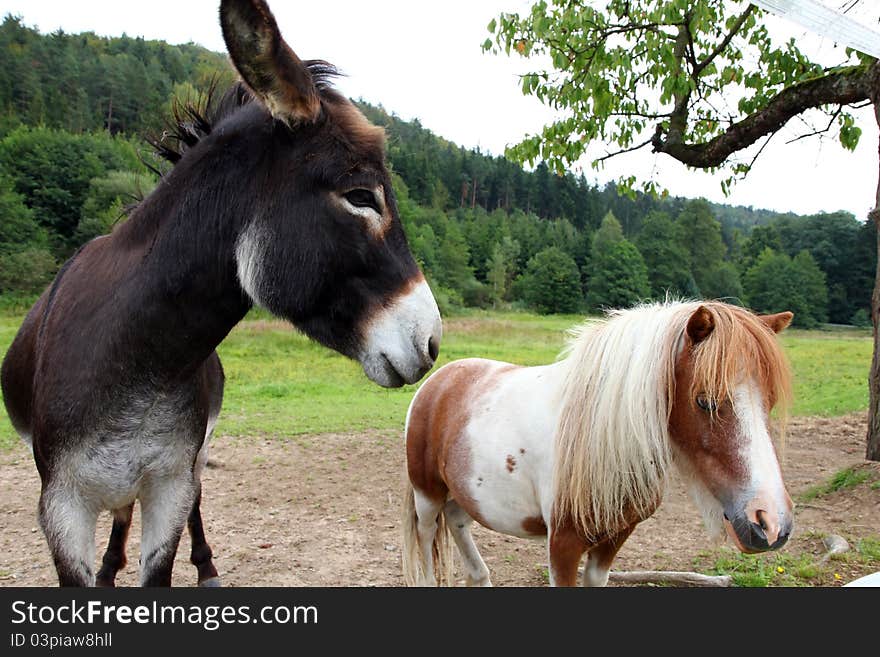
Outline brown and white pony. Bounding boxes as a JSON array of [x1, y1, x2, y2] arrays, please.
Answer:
[[402, 301, 793, 586], [1, 0, 441, 587]]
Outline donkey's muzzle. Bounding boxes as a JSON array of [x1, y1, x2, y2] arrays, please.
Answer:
[[359, 279, 442, 388]]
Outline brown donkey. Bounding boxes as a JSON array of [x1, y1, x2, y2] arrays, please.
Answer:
[[2, 0, 441, 587]]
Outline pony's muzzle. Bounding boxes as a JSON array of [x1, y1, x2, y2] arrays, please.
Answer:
[[359, 279, 442, 388], [723, 495, 793, 554]]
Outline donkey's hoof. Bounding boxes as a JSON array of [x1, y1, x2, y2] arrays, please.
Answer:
[[198, 576, 222, 588]]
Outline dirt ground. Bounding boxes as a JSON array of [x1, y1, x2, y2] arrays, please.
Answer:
[[1, 413, 878, 587]]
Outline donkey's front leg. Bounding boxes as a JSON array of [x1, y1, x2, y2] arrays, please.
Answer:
[[138, 477, 195, 587], [548, 522, 588, 587], [39, 484, 99, 587]]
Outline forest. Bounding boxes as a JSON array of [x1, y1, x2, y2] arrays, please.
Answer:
[[0, 15, 874, 328]]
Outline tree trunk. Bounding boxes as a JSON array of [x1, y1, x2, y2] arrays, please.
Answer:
[[867, 99, 880, 461]]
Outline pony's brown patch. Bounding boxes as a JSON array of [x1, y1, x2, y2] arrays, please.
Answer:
[[505, 455, 516, 473], [405, 360, 518, 527], [548, 517, 589, 586], [521, 516, 547, 536]]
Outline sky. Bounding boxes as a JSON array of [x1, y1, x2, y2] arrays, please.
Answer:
[[1, 0, 879, 220]]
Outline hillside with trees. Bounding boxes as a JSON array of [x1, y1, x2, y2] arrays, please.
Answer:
[[0, 15, 874, 327]]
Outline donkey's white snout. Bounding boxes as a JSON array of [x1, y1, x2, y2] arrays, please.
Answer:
[[360, 278, 442, 388]]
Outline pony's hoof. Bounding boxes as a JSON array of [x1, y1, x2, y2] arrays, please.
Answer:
[[198, 576, 222, 588], [466, 576, 492, 587]]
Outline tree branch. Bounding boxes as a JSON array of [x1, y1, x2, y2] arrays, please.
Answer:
[[692, 5, 755, 77], [666, 21, 694, 145], [784, 106, 842, 144], [596, 136, 654, 163], [652, 62, 876, 168]]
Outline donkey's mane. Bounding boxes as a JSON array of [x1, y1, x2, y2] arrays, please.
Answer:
[[149, 60, 342, 166], [552, 300, 791, 540]]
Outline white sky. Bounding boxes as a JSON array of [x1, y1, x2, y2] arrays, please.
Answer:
[[2, 0, 878, 220]]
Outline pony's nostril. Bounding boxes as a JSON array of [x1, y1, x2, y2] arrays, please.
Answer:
[[756, 510, 768, 531], [428, 335, 440, 362], [748, 520, 768, 547]]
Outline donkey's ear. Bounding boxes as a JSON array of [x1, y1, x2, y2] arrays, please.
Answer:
[[758, 311, 793, 334], [686, 305, 715, 344], [219, 0, 321, 124]]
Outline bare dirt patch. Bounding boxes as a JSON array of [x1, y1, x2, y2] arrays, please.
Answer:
[[1, 414, 878, 587]]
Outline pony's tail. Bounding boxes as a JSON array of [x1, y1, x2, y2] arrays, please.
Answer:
[[401, 478, 454, 586]]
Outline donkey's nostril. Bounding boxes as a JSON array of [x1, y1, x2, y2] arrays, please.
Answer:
[[428, 335, 440, 362]]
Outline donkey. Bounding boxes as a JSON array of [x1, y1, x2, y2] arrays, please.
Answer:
[[1, 0, 441, 587]]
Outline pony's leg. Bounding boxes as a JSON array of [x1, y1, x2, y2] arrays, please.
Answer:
[[443, 500, 491, 587], [583, 524, 636, 587], [138, 477, 195, 587], [548, 522, 588, 587], [188, 489, 220, 587], [413, 490, 444, 586], [38, 485, 99, 587], [96, 503, 135, 587]]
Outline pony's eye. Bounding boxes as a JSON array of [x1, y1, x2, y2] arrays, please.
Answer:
[[343, 189, 382, 214], [696, 395, 718, 412]]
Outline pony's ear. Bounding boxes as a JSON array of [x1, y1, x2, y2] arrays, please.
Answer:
[[758, 311, 793, 334], [219, 0, 321, 124], [686, 305, 715, 344]]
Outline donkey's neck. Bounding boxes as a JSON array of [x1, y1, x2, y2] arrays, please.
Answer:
[[105, 169, 253, 379]]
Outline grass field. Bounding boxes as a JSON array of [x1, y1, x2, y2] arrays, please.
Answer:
[[0, 308, 872, 448]]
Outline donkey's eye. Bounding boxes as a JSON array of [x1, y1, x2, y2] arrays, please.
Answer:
[[343, 189, 382, 214], [696, 395, 718, 412]]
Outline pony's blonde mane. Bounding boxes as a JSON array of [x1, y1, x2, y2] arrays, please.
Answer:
[[552, 300, 791, 540]]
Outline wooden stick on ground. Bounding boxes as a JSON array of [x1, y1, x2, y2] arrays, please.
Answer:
[[606, 570, 733, 587]]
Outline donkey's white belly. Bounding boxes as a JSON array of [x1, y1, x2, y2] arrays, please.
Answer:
[[51, 402, 218, 513], [459, 363, 564, 538]]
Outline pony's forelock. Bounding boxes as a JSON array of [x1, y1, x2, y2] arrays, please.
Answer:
[[689, 303, 792, 435]]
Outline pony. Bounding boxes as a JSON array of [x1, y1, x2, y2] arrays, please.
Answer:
[[1, 0, 441, 587], [402, 301, 793, 586]]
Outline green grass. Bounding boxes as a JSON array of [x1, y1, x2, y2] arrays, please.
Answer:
[[707, 549, 821, 587], [800, 465, 877, 502], [0, 307, 872, 448], [697, 533, 880, 587], [781, 328, 872, 417]]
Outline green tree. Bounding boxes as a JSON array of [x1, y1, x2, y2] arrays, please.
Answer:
[[434, 218, 473, 293], [700, 262, 743, 303], [587, 240, 651, 310], [635, 210, 691, 298], [75, 170, 156, 242], [486, 236, 521, 306], [0, 176, 47, 252], [0, 127, 143, 254], [675, 199, 725, 295], [487, 0, 880, 459], [591, 210, 624, 255], [0, 248, 56, 295], [517, 246, 582, 314], [739, 224, 782, 275], [744, 249, 827, 329]]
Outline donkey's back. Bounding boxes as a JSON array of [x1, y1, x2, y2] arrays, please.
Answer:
[[1, 287, 48, 445]]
